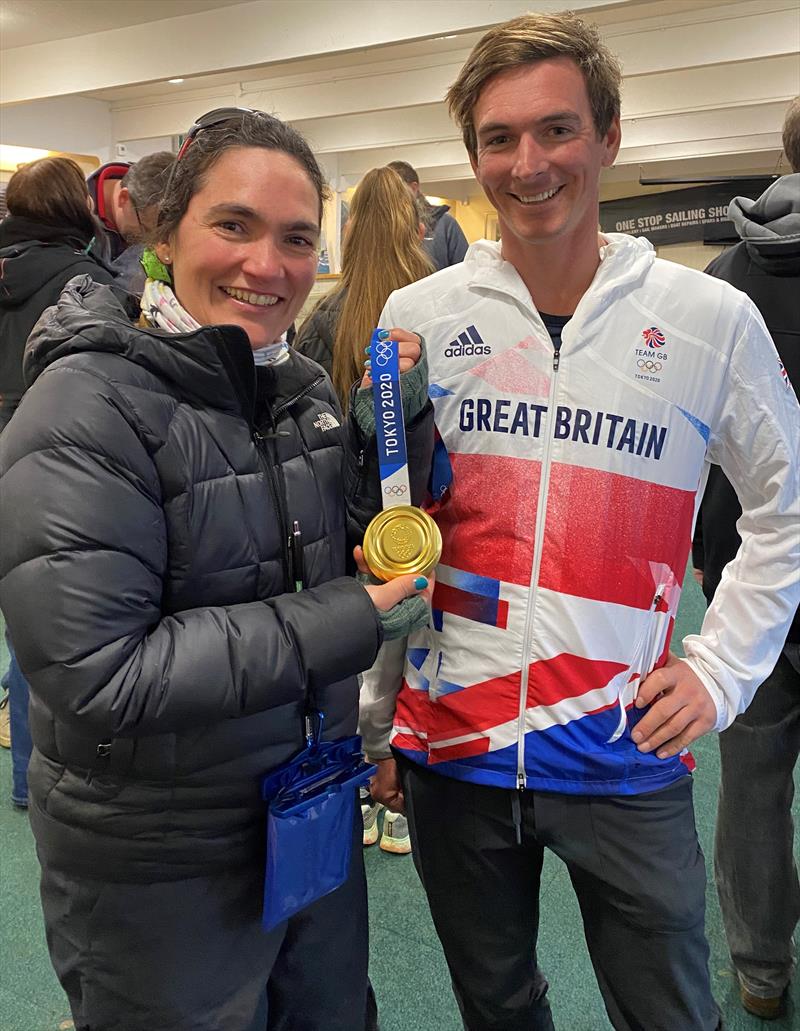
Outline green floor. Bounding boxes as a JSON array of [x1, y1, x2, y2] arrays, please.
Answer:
[[1, 574, 798, 1030]]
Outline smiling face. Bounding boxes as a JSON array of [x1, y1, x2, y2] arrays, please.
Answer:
[[470, 57, 620, 265], [157, 147, 320, 350]]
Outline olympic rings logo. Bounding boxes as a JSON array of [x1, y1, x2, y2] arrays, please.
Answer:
[[383, 484, 408, 496], [637, 359, 662, 372], [373, 340, 395, 367]]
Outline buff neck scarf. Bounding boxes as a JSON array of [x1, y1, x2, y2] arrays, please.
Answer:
[[141, 278, 289, 364]]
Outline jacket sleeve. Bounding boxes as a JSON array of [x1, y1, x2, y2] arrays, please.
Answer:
[[681, 302, 800, 730], [294, 305, 334, 377], [444, 215, 468, 266], [0, 364, 382, 738]]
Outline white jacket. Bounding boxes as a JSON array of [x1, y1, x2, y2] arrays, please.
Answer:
[[361, 235, 799, 795]]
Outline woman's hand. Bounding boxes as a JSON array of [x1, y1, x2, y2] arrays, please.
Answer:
[[360, 328, 422, 388], [354, 545, 434, 611]]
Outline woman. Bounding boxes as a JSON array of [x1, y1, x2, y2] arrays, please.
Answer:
[[295, 165, 434, 409], [0, 157, 116, 810], [0, 110, 432, 1031]]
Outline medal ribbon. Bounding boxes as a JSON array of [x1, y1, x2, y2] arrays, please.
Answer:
[[370, 329, 411, 510]]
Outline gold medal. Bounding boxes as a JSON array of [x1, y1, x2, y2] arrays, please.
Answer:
[[362, 505, 442, 582]]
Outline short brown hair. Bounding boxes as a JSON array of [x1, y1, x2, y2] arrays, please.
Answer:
[[6, 156, 97, 242], [782, 96, 800, 173], [446, 11, 622, 158]]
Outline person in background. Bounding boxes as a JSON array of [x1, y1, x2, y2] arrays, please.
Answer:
[[87, 152, 172, 265], [364, 12, 799, 1030], [295, 166, 434, 408], [693, 94, 800, 1022], [0, 156, 117, 809], [388, 159, 468, 269], [0, 109, 433, 1031], [295, 165, 434, 856], [110, 150, 175, 295]]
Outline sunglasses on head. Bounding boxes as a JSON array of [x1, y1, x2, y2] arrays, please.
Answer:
[[175, 106, 266, 161]]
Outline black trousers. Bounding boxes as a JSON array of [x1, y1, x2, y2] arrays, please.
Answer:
[[39, 804, 369, 1031], [399, 757, 722, 1031]]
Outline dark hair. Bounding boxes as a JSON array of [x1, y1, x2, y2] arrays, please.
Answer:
[[782, 96, 800, 173], [446, 11, 622, 158], [155, 111, 330, 244], [121, 151, 175, 211], [6, 156, 98, 243], [387, 160, 419, 186]]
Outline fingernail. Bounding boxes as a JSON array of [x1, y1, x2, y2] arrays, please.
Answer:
[[414, 576, 428, 590], [378, 329, 390, 340], [638, 742, 651, 753], [365, 345, 371, 354], [631, 730, 642, 743], [656, 750, 669, 759], [365, 359, 371, 368]]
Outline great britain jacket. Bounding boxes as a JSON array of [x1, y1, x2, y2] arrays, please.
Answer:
[[371, 234, 799, 796]]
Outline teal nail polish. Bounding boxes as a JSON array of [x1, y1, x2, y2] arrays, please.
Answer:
[[378, 329, 390, 340], [365, 345, 371, 354], [414, 576, 428, 590], [365, 359, 371, 367]]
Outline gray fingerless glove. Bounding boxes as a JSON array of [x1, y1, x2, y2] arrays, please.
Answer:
[[377, 594, 430, 642], [353, 336, 429, 438], [357, 572, 431, 641]]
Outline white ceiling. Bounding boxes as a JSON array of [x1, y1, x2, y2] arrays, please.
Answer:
[[1, 0, 798, 200], [0, 0, 243, 50]]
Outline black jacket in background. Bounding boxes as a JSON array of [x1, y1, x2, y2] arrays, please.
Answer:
[[0, 275, 433, 882], [294, 288, 345, 378], [0, 215, 116, 431], [694, 174, 800, 644]]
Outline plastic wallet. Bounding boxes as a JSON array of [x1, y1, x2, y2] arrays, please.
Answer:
[[260, 716, 375, 931]]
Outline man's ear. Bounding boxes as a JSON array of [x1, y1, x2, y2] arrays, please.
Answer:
[[602, 115, 622, 168]]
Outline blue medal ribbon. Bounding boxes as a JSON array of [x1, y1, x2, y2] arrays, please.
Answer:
[[370, 329, 411, 509]]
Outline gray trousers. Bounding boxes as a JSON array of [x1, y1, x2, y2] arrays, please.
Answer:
[[715, 645, 800, 998], [399, 757, 721, 1031], [38, 805, 369, 1031]]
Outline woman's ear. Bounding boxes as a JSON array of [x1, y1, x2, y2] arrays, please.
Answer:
[[155, 241, 172, 265]]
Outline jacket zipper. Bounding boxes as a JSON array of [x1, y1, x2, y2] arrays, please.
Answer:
[[257, 373, 326, 593], [515, 339, 563, 791]]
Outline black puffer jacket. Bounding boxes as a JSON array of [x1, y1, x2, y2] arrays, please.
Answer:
[[294, 289, 345, 377], [0, 215, 116, 431], [0, 276, 433, 882]]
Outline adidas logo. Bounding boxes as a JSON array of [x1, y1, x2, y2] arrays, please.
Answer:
[[313, 412, 340, 432], [444, 325, 491, 358]]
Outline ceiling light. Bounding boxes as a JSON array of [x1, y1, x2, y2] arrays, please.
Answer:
[[168, 78, 185, 84]]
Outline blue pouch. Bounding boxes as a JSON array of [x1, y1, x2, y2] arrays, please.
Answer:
[[261, 715, 375, 931]]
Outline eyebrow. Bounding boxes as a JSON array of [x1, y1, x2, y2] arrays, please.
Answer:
[[477, 111, 582, 137], [205, 203, 320, 234]]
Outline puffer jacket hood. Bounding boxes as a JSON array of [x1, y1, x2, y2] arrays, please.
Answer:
[[24, 274, 252, 418], [727, 173, 800, 262]]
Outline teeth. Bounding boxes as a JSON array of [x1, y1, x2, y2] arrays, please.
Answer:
[[223, 287, 279, 306], [518, 186, 560, 203]]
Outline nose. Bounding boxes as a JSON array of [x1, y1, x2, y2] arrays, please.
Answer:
[[241, 235, 284, 281], [511, 133, 548, 181]]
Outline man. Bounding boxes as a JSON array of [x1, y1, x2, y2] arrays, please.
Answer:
[[362, 12, 799, 1031], [388, 159, 468, 269], [693, 95, 800, 1021], [108, 151, 175, 294], [87, 151, 173, 270]]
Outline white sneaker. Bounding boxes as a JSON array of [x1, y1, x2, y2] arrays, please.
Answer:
[[379, 810, 412, 854], [361, 799, 383, 846]]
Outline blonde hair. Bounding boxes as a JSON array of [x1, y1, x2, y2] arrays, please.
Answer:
[[782, 96, 800, 172], [325, 167, 434, 409], [446, 11, 622, 159]]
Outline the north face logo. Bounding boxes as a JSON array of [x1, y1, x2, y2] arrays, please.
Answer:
[[444, 325, 491, 358], [313, 412, 340, 432]]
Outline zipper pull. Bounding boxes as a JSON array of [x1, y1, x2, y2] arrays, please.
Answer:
[[553, 349, 561, 372], [290, 520, 304, 591]]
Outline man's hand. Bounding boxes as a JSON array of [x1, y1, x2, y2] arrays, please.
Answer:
[[369, 757, 405, 814], [631, 652, 717, 759], [361, 328, 422, 388]]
